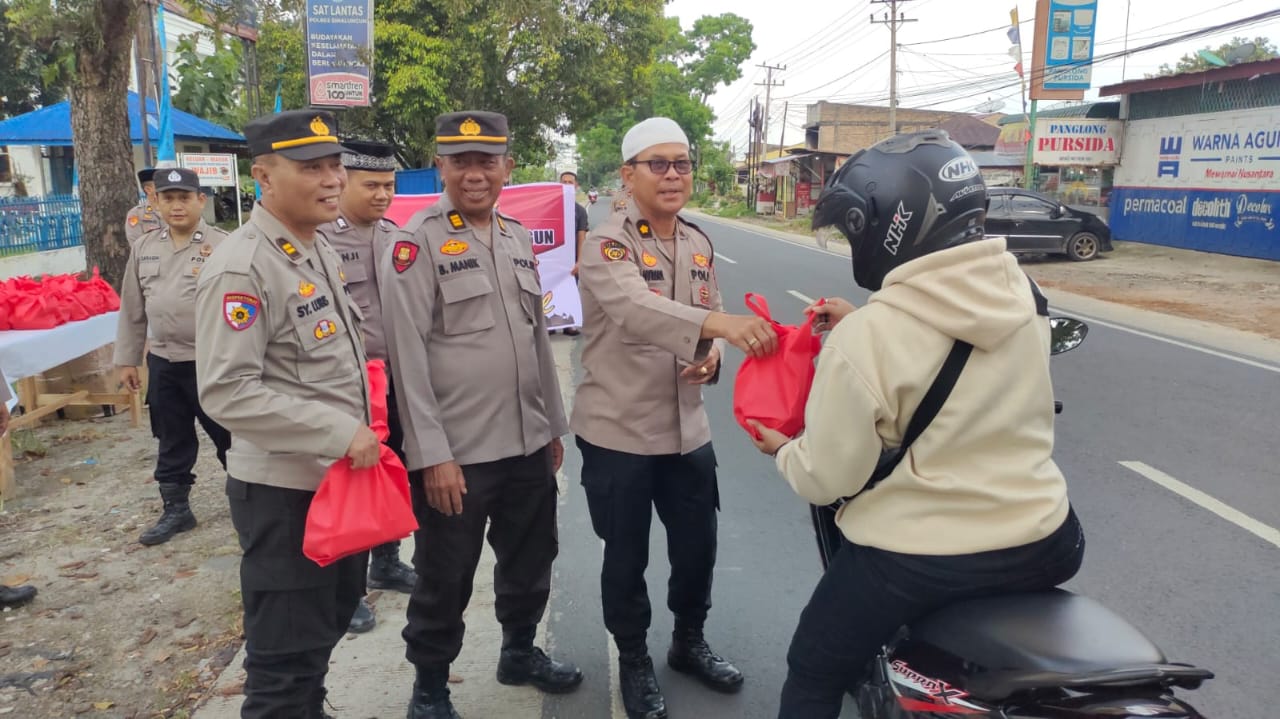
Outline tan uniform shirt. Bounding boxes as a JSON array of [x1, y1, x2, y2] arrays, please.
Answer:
[[571, 206, 725, 456], [115, 220, 227, 366], [379, 196, 568, 472], [195, 204, 370, 492], [125, 201, 164, 244], [320, 214, 396, 360]]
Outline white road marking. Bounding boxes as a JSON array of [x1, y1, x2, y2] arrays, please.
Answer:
[[714, 252, 739, 264], [1060, 311, 1280, 375], [1119, 461, 1280, 549], [787, 290, 816, 305]]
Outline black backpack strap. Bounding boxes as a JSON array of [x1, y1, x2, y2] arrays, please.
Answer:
[[862, 339, 973, 493], [1028, 276, 1049, 317]]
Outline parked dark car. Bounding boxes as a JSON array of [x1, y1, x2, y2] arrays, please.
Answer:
[[984, 187, 1113, 261]]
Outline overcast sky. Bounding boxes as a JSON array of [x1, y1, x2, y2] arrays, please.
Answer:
[[663, 0, 1280, 153]]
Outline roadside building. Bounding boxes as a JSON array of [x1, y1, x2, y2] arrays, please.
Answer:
[[1100, 58, 1280, 261], [995, 102, 1122, 215]]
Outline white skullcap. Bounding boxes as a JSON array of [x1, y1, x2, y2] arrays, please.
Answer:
[[621, 117, 690, 162]]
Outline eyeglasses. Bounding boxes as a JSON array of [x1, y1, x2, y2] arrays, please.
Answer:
[[628, 158, 694, 175]]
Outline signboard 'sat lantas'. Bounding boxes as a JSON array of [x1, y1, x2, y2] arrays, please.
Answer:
[[306, 0, 373, 107], [1043, 0, 1097, 91]]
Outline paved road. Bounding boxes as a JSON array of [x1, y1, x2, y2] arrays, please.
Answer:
[[542, 206, 1280, 719]]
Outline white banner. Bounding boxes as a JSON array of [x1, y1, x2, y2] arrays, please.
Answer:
[[1113, 107, 1280, 190], [179, 153, 238, 187], [1033, 118, 1122, 166]]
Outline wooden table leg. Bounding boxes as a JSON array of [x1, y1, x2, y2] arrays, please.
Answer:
[[0, 430, 14, 508]]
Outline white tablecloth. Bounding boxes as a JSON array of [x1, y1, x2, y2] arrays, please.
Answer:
[[0, 312, 119, 409]]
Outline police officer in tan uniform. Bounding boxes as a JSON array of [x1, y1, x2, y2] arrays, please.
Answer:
[[321, 139, 416, 635], [115, 168, 232, 546], [381, 110, 581, 719], [573, 117, 778, 719], [195, 110, 378, 719], [126, 168, 166, 243]]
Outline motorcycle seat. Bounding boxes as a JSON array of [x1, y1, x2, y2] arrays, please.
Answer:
[[911, 589, 1166, 675]]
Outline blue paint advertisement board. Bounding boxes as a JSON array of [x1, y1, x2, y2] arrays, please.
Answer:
[[1110, 108, 1280, 260], [306, 0, 374, 107], [1043, 0, 1097, 91]]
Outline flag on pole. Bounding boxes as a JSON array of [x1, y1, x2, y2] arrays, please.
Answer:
[[1010, 7, 1028, 113], [155, 3, 176, 162]]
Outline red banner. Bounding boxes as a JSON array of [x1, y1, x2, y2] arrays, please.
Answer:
[[386, 183, 582, 329]]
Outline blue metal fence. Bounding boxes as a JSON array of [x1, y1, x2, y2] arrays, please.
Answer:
[[0, 195, 84, 257]]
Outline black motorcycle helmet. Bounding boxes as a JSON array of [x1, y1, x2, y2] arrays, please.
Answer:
[[812, 130, 988, 291]]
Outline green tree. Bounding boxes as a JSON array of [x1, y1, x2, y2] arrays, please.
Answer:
[[0, 0, 69, 119], [1155, 36, 1277, 76], [574, 12, 754, 195], [172, 31, 245, 129], [8, 0, 139, 286], [695, 140, 735, 196]]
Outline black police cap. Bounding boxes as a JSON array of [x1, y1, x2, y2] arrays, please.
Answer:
[[154, 167, 202, 193], [435, 111, 509, 156], [244, 110, 350, 161]]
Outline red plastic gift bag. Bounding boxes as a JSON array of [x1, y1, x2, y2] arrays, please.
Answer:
[[303, 445, 418, 567], [367, 359, 390, 442], [732, 293, 824, 440], [8, 292, 61, 330]]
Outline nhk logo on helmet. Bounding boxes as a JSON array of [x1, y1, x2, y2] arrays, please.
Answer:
[[938, 156, 979, 183], [884, 201, 914, 256]]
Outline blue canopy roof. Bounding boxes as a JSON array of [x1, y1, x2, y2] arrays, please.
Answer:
[[0, 91, 244, 146]]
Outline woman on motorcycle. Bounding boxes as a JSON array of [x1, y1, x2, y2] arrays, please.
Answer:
[[747, 131, 1086, 719]]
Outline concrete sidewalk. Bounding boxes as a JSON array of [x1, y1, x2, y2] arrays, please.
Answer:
[[196, 339, 580, 719]]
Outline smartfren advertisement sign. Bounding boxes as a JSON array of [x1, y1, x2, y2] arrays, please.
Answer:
[[1110, 107, 1280, 260]]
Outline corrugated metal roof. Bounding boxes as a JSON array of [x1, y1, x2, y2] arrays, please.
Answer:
[[0, 91, 244, 146], [996, 102, 1120, 125]]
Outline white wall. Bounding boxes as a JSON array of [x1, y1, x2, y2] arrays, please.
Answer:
[[129, 10, 219, 95], [0, 146, 49, 197], [0, 247, 86, 280]]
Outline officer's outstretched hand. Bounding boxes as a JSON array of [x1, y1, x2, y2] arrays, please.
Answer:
[[703, 312, 778, 358], [346, 425, 381, 469], [425, 461, 467, 516]]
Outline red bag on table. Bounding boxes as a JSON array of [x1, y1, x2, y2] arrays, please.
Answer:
[[732, 293, 824, 440], [302, 359, 417, 567], [81, 267, 120, 313], [8, 292, 61, 330]]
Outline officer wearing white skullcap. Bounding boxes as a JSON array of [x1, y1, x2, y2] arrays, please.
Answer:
[[572, 116, 778, 719]]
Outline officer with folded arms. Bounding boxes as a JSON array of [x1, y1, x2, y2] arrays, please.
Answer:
[[574, 116, 778, 719], [381, 110, 580, 719], [115, 167, 231, 547], [195, 109, 378, 718]]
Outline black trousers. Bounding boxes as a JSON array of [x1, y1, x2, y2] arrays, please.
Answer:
[[576, 438, 719, 646], [226, 477, 368, 718], [147, 353, 230, 485], [403, 446, 558, 669], [777, 508, 1086, 719]]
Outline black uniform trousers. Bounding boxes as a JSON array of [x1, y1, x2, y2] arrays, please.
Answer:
[[226, 477, 368, 718], [777, 509, 1085, 719], [576, 437, 719, 646], [403, 445, 559, 669], [146, 353, 230, 484]]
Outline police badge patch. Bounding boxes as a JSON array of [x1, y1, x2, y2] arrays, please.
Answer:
[[223, 293, 261, 330], [392, 241, 419, 273], [600, 240, 629, 262]]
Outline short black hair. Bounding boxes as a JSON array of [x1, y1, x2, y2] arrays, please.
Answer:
[[559, 170, 578, 180]]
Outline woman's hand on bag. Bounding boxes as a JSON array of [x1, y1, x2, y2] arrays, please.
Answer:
[[424, 461, 468, 516], [806, 297, 857, 333], [747, 420, 791, 456], [681, 346, 720, 385]]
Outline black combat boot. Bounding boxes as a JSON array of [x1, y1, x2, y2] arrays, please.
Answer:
[[368, 541, 417, 593], [0, 583, 37, 610], [347, 597, 376, 634], [495, 626, 583, 693], [407, 665, 461, 719], [667, 622, 744, 693], [617, 636, 666, 719], [139, 483, 197, 546]]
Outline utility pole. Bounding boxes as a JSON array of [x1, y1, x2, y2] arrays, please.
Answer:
[[755, 62, 786, 162], [871, 0, 916, 137]]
